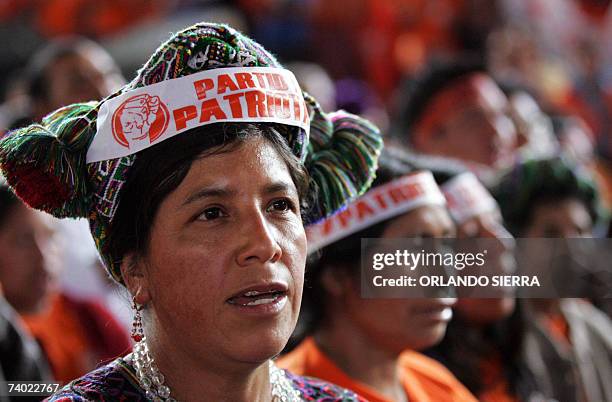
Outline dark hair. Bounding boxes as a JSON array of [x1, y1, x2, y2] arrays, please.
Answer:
[[0, 185, 19, 228], [391, 59, 487, 145], [106, 123, 310, 271], [492, 157, 603, 235]]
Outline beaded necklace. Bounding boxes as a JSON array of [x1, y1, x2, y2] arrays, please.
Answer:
[[131, 338, 301, 401]]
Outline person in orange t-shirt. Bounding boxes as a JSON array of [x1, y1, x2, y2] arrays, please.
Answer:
[[0, 182, 131, 384], [492, 157, 612, 402], [278, 150, 477, 402], [282, 337, 478, 402]]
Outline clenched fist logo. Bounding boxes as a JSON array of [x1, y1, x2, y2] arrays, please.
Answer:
[[111, 94, 170, 148]]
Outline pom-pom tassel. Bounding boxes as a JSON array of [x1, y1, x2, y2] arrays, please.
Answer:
[[305, 96, 384, 224], [0, 102, 98, 218]]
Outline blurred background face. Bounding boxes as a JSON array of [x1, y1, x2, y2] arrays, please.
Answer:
[[524, 198, 593, 238], [419, 74, 517, 168], [454, 209, 516, 324], [43, 52, 114, 112], [34, 44, 124, 119], [336, 204, 457, 353], [519, 197, 596, 297], [0, 203, 55, 314]]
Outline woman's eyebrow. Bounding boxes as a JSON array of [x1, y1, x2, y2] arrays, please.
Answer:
[[182, 187, 236, 206], [182, 181, 296, 206], [264, 181, 297, 196]]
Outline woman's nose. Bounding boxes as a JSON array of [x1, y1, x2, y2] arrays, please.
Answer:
[[235, 211, 283, 267]]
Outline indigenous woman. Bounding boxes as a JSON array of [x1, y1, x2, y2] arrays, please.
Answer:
[[493, 157, 612, 402], [278, 150, 478, 402], [0, 23, 383, 401]]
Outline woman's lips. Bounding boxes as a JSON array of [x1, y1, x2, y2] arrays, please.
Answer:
[[226, 293, 288, 315], [226, 283, 289, 315], [414, 306, 454, 322], [412, 299, 456, 322]]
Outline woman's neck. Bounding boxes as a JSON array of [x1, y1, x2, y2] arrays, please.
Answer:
[[145, 334, 272, 402], [314, 313, 407, 402]]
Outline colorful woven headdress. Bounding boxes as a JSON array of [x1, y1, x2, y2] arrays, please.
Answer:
[[0, 23, 383, 284]]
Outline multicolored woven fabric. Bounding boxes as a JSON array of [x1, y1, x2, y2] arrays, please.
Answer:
[[45, 357, 367, 401], [0, 22, 383, 285]]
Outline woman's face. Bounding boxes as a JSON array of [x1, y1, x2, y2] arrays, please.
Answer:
[[521, 198, 595, 294], [420, 75, 517, 169], [340, 204, 457, 353], [524, 198, 593, 237], [0, 203, 55, 314], [41, 50, 122, 117], [131, 136, 307, 365]]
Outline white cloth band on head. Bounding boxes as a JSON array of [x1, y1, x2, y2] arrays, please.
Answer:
[[87, 67, 309, 163], [441, 172, 498, 224], [306, 171, 446, 254]]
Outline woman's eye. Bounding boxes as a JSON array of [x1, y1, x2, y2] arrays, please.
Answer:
[[198, 207, 226, 221], [268, 199, 293, 213]]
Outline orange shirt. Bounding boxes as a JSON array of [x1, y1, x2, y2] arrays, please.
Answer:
[[22, 293, 131, 384], [544, 312, 571, 346], [278, 337, 477, 402], [478, 355, 519, 402]]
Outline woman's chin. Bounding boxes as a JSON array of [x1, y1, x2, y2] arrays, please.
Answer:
[[407, 325, 448, 351], [223, 320, 295, 361], [229, 335, 289, 364], [215, 308, 298, 364]]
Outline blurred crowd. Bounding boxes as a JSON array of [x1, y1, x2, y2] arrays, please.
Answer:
[[0, 1, 610, 401]]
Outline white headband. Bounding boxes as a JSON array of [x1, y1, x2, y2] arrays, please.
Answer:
[[441, 172, 498, 224], [306, 171, 446, 253], [87, 67, 309, 163]]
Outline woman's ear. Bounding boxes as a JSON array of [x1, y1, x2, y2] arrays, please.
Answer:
[[120, 252, 151, 305]]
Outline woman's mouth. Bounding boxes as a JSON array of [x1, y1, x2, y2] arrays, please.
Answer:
[[413, 299, 456, 322], [227, 289, 286, 306], [414, 306, 453, 323], [226, 284, 288, 315]]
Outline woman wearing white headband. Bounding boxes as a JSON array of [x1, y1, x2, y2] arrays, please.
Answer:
[[0, 23, 383, 401], [278, 150, 477, 402]]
